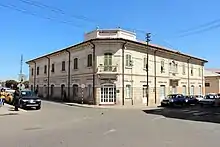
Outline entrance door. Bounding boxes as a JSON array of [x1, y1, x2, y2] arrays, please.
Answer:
[[190, 85, 194, 95], [160, 85, 166, 101], [100, 84, 116, 104]]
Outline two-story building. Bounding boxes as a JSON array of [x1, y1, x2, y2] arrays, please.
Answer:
[[26, 28, 208, 106]]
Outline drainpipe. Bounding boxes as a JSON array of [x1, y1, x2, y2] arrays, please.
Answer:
[[201, 62, 204, 95], [45, 56, 50, 99], [154, 49, 158, 104], [122, 42, 127, 106], [65, 49, 71, 102], [90, 41, 96, 105], [33, 60, 36, 90], [187, 57, 192, 95]]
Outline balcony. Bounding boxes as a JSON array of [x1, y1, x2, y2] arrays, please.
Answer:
[[97, 65, 118, 73], [97, 65, 118, 80]]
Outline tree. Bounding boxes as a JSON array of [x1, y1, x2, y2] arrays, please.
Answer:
[[5, 80, 18, 89], [23, 81, 29, 88]]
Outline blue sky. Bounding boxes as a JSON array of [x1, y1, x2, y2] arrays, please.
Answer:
[[0, 0, 220, 80]]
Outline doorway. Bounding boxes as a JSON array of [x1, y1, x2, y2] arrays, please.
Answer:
[[100, 84, 116, 104]]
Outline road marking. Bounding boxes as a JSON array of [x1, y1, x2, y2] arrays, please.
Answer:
[[103, 129, 116, 135]]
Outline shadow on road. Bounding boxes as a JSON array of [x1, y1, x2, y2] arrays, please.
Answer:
[[143, 105, 220, 124]]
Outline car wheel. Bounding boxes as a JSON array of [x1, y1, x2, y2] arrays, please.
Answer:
[[36, 106, 41, 110]]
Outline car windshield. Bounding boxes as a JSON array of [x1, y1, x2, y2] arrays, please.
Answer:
[[21, 91, 36, 97], [167, 94, 182, 99]]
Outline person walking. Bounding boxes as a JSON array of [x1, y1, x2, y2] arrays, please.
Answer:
[[14, 88, 20, 111], [0, 88, 6, 106]]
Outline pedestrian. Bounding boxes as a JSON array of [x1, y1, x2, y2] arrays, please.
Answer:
[[35, 88, 38, 96], [14, 87, 20, 111], [0, 88, 6, 106]]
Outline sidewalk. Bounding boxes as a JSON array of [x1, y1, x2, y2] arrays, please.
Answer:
[[64, 102, 161, 110], [0, 104, 25, 116]]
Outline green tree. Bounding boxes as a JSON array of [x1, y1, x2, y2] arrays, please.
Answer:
[[5, 80, 18, 89]]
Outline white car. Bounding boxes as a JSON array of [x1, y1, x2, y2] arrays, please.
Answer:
[[0, 87, 15, 94], [199, 94, 220, 107], [194, 95, 204, 101]]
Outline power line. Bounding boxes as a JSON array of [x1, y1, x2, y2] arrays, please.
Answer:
[[1, 1, 177, 49], [0, 3, 85, 29], [178, 18, 220, 34], [178, 23, 220, 38], [18, 0, 99, 25]]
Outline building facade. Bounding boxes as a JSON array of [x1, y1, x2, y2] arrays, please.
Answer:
[[27, 29, 207, 106], [205, 69, 220, 94]]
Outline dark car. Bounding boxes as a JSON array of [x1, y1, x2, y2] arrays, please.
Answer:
[[184, 95, 198, 105], [161, 94, 186, 107], [19, 90, 41, 110]]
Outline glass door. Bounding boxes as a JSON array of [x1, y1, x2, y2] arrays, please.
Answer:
[[100, 84, 116, 104], [104, 53, 112, 71]]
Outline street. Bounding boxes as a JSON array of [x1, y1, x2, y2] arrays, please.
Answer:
[[1, 101, 220, 147]]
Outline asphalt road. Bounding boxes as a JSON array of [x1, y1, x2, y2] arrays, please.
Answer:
[[1, 101, 220, 147]]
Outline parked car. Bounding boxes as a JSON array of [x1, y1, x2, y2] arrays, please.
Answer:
[[184, 95, 199, 105], [194, 95, 204, 101], [161, 94, 186, 106], [199, 94, 220, 107], [19, 90, 41, 110]]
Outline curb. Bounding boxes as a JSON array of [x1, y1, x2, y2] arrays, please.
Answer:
[[65, 103, 160, 110]]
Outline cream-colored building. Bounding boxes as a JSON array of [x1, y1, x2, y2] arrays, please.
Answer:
[[205, 70, 220, 94], [26, 29, 207, 106]]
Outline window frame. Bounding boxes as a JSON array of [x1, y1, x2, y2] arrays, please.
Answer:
[[73, 58, 78, 70], [44, 65, 47, 74], [160, 60, 165, 73], [125, 84, 131, 99], [51, 63, 55, 73], [125, 54, 132, 67], [87, 54, 93, 67], [61, 61, 66, 71], [36, 66, 39, 75]]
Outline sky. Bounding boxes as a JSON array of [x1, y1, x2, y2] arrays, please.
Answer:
[[0, 0, 220, 80]]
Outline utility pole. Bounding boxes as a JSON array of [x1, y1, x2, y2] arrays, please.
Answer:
[[19, 54, 23, 90], [146, 33, 151, 106]]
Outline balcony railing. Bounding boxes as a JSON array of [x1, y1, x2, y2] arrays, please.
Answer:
[[97, 65, 118, 73]]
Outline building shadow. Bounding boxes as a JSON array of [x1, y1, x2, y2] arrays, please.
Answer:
[[143, 105, 220, 124]]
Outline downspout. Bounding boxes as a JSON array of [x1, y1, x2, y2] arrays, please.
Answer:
[[90, 41, 96, 105], [65, 49, 71, 102], [187, 57, 192, 95], [33, 60, 36, 90], [122, 42, 127, 106], [45, 56, 50, 99], [154, 49, 158, 104], [201, 62, 204, 95]]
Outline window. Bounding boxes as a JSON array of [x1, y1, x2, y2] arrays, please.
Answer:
[[190, 85, 194, 95], [36, 66, 39, 75], [31, 68, 34, 76], [87, 54, 92, 67], [182, 85, 187, 95], [125, 85, 131, 98], [104, 53, 113, 71], [51, 63, 55, 73], [182, 63, 186, 75], [61, 61, 65, 71], [125, 54, 132, 67], [44, 65, 47, 74], [160, 60, 165, 73], [175, 63, 178, 73], [74, 58, 78, 69], [205, 83, 210, 87], [190, 65, 193, 76], [198, 68, 201, 77]]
